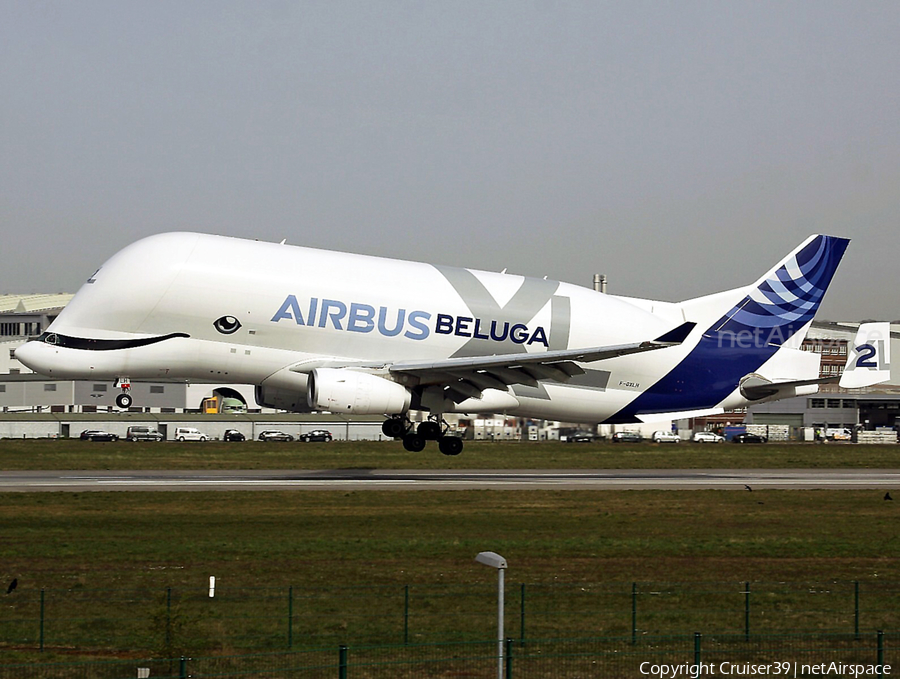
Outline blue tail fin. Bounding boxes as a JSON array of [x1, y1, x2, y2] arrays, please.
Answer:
[[708, 235, 850, 343], [609, 235, 850, 422]]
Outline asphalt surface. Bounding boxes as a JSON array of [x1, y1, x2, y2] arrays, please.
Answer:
[[1, 469, 899, 492]]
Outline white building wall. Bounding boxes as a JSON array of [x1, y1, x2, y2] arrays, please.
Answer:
[[0, 415, 387, 440], [0, 420, 59, 438], [1, 339, 30, 374]]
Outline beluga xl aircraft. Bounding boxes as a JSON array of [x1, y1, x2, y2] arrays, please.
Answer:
[[16, 233, 890, 455]]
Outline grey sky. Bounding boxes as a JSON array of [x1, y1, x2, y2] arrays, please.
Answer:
[[1, 1, 897, 320]]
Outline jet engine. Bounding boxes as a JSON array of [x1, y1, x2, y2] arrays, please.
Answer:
[[254, 368, 312, 413], [255, 385, 314, 413], [307, 368, 412, 415]]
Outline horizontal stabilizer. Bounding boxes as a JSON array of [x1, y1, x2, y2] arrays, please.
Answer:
[[636, 407, 725, 423], [740, 322, 893, 400]]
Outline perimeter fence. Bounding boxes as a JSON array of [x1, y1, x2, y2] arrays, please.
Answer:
[[2, 580, 899, 659], [1, 632, 896, 678]]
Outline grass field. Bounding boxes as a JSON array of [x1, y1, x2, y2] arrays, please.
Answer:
[[3, 488, 900, 659], [1, 437, 899, 470], [1, 438, 899, 661], [2, 438, 899, 589], [4, 487, 900, 588]]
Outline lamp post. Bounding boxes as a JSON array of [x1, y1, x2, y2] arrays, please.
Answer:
[[476, 551, 507, 679]]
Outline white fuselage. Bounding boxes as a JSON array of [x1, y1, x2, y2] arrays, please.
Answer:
[[15, 232, 823, 424]]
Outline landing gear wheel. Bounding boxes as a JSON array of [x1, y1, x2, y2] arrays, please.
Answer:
[[417, 421, 442, 440], [402, 433, 427, 452], [382, 417, 406, 439], [438, 436, 464, 456], [115, 393, 133, 409]]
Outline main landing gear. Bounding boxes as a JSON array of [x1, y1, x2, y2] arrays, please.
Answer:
[[115, 378, 133, 409], [381, 416, 464, 456]]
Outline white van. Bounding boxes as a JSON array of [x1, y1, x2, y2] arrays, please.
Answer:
[[826, 427, 853, 441], [173, 427, 207, 442]]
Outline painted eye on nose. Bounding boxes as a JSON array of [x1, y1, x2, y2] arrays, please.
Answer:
[[213, 316, 242, 335]]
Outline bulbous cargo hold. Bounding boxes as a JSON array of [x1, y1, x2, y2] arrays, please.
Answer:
[[307, 368, 412, 415]]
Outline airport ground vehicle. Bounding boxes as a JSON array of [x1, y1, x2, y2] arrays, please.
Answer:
[[652, 430, 681, 443], [692, 431, 725, 443], [258, 430, 294, 442], [126, 426, 164, 441], [202, 396, 248, 414], [298, 429, 333, 442], [826, 427, 853, 441], [79, 429, 118, 441], [174, 427, 207, 442]]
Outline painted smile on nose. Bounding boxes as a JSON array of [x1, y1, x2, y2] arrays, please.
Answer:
[[32, 332, 191, 351]]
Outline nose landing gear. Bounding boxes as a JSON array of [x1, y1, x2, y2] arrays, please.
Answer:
[[115, 379, 133, 409]]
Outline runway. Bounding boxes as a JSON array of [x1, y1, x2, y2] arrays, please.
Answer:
[[1, 469, 899, 492]]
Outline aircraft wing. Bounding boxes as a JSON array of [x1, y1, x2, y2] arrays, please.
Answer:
[[387, 321, 696, 403]]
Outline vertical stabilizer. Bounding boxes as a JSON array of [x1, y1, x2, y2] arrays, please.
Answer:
[[708, 235, 850, 346], [611, 235, 851, 421]]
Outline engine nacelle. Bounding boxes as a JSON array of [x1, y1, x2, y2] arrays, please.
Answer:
[[307, 368, 411, 415], [255, 385, 314, 413], [255, 368, 312, 413]]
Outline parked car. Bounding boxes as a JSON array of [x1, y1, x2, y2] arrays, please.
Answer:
[[79, 429, 119, 442], [126, 426, 164, 442], [223, 429, 246, 442], [173, 427, 207, 442], [731, 432, 767, 444], [565, 432, 596, 443], [652, 430, 681, 443], [692, 431, 725, 443], [298, 429, 333, 442], [258, 430, 294, 442], [612, 431, 643, 443]]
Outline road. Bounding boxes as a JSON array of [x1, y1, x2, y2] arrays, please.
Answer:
[[1, 469, 899, 491]]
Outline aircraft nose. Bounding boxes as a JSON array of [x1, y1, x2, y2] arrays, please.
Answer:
[[13, 340, 52, 375]]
